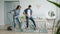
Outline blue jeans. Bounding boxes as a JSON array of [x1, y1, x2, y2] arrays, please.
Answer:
[[13, 17, 21, 29], [26, 16, 36, 28]]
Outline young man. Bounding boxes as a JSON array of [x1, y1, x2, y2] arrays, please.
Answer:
[[23, 5, 36, 30]]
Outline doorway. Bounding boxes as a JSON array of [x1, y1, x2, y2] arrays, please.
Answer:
[[4, 1, 20, 26]]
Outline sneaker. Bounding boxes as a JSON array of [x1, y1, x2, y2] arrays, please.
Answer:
[[34, 27, 37, 30], [21, 29, 23, 32], [25, 27, 28, 30], [13, 28, 16, 31]]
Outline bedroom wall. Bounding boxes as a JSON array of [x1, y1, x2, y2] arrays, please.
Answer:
[[20, 0, 57, 18]]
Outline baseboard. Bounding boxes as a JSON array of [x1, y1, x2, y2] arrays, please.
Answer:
[[0, 25, 5, 29], [0, 24, 11, 30]]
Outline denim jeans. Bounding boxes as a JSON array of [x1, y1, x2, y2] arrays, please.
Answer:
[[26, 16, 36, 28], [13, 17, 21, 29]]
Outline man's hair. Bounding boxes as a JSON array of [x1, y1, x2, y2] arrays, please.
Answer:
[[28, 5, 31, 7]]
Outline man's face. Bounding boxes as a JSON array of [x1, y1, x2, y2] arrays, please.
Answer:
[[28, 7, 31, 9]]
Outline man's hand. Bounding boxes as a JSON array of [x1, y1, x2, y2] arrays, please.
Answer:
[[23, 12, 27, 16], [28, 15, 32, 18]]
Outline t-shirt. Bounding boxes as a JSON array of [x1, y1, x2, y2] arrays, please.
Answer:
[[12, 9, 20, 16], [10, 9, 20, 18], [24, 8, 32, 18], [27, 9, 31, 18]]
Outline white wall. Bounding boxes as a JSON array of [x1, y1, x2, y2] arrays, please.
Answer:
[[55, 0, 60, 26], [57, 0, 60, 19], [20, 0, 56, 18], [0, 0, 4, 25]]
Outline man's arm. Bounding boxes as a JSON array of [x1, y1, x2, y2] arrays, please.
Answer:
[[23, 11, 25, 15], [23, 11, 27, 16], [23, 9, 27, 16]]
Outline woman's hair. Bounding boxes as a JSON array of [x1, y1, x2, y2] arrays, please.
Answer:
[[16, 5, 21, 9]]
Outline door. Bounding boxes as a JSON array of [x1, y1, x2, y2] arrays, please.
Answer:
[[4, 1, 20, 26]]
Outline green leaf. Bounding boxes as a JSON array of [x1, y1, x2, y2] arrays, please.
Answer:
[[47, 0, 60, 8]]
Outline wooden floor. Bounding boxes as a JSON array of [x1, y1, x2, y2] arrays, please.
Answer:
[[0, 30, 52, 34]]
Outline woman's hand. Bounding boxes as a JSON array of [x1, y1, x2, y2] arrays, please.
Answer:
[[13, 16, 18, 18]]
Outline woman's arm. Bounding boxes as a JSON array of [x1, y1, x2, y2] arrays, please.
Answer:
[[8, 9, 15, 16]]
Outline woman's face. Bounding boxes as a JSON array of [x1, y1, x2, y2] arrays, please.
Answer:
[[18, 6, 21, 10]]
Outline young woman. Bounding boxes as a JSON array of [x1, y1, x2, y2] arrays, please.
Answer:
[[10, 5, 22, 31]]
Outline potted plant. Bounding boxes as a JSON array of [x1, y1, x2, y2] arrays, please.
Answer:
[[47, 0, 60, 34], [48, 11, 55, 17], [55, 20, 60, 34], [47, 0, 60, 8]]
